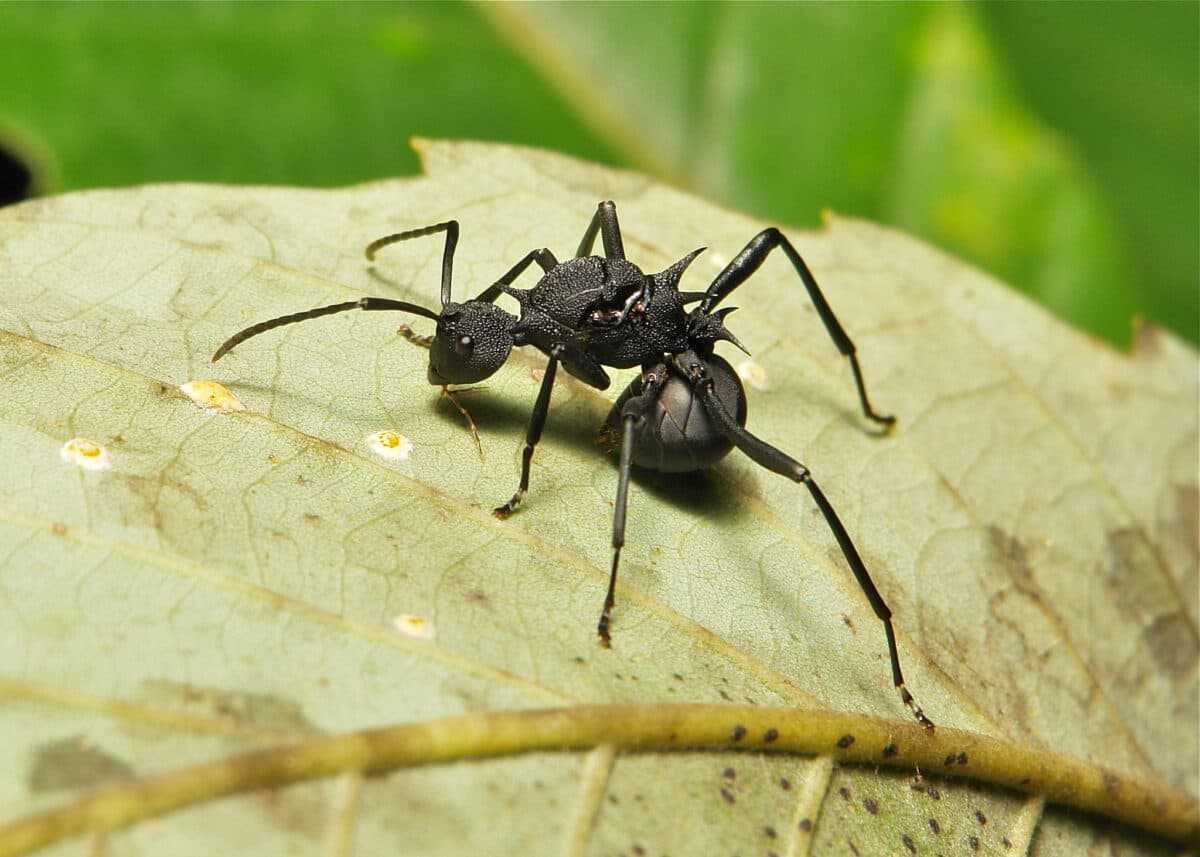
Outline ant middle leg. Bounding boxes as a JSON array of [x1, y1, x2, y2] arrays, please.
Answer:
[[576, 200, 626, 260], [598, 365, 668, 645], [701, 228, 894, 428], [675, 353, 933, 728]]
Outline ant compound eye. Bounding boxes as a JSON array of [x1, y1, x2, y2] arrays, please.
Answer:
[[453, 334, 474, 356]]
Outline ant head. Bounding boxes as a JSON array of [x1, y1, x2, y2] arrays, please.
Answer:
[[427, 301, 517, 385]]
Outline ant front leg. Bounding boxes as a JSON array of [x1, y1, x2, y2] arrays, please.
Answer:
[[701, 228, 894, 429], [575, 200, 626, 260], [493, 348, 562, 519], [598, 365, 668, 645], [366, 221, 459, 307], [675, 353, 933, 729]]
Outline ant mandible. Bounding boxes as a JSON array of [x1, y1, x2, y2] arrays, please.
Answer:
[[212, 201, 933, 729]]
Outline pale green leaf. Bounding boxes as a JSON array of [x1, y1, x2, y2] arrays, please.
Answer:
[[0, 140, 1195, 855]]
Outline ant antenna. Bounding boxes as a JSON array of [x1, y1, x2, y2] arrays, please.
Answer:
[[211, 297, 440, 362]]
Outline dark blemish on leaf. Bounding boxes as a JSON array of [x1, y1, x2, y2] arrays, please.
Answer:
[[969, 835, 980, 851], [27, 736, 135, 792], [974, 809, 986, 825], [573, 656, 586, 665], [799, 818, 812, 832], [863, 797, 879, 815], [744, 696, 758, 705], [842, 614, 856, 632], [720, 787, 735, 805], [764, 728, 779, 743], [614, 673, 623, 680], [780, 777, 791, 790], [838, 786, 852, 801], [731, 724, 747, 742], [957, 752, 967, 765], [882, 743, 898, 758], [139, 679, 316, 733], [1143, 610, 1198, 678], [1002, 837, 1012, 849], [632, 846, 645, 856], [837, 734, 855, 748], [1102, 772, 1120, 796], [901, 833, 916, 854], [719, 689, 733, 701], [722, 767, 736, 780], [929, 818, 940, 834], [50, 522, 67, 536], [673, 672, 684, 681], [944, 754, 956, 766], [1019, 777, 1031, 787], [608, 794, 619, 805], [764, 826, 777, 839], [927, 786, 940, 800]]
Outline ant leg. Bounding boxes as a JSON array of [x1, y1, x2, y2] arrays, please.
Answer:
[[440, 387, 484, 461], [575, 200, 626, 260], [493, 352, 560, 519], [474, 248, 558, 303], [701, 228, 893, 428], [212, 297, 439, 362], [598, 367, 668, 645], [366, 221, 459, 308], [676, 354, 933, 729]]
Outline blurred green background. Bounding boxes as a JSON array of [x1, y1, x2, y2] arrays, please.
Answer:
[[1, 1, 1196, 346]]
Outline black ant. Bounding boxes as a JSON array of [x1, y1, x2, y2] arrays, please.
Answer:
[[212, 201, 933, 729]]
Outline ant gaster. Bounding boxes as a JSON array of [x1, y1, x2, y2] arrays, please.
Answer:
[[212, 201, 934, 729]]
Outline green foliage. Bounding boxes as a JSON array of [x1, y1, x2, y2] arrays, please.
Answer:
[[0, 2, 1195, 344]]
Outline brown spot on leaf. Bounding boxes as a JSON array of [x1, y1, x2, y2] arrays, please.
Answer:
[[1103, 771, 1121, 797], [764, 826, 777, 839], [722, 767, 736, 780], [974, 809, 986, 825], [28, 736, 134, 792], [927, 786, 941, 800], [902, 833, 916, 853], [719, 787, 735, 805], [799, 818, 812, 831], [839, 786, 852, 800], [731, 724, 747, 742], [957, 752, 967, 765], [780, 777, 791, 790], [139, 679, 317, 733], [882, 743, 898, 758], [863, 797, 879, 815], [1143, 611, 1198, 677], [837, 734, 855, 748], [969, 834, 980, 851], [763, 728, 779, 742], [929, 818, 940, 834]]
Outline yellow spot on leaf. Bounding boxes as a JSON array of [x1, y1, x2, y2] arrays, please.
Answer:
[[737, 360, 770, 391], [367, 430, 414, 461], [59, 438, 112, 471], [181, 380, 245, 413], [392, 613, 434, 640]]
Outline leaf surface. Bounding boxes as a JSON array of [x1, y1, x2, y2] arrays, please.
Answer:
[[0, 140, 1195, 855]]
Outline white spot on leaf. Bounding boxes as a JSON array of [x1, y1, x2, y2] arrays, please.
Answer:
[[392, 613, 434, 639], [60, 438, 112, 471], [181, 380, 245, 413], [367, 430, 413, 461], [737, 360, 770, 391]]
